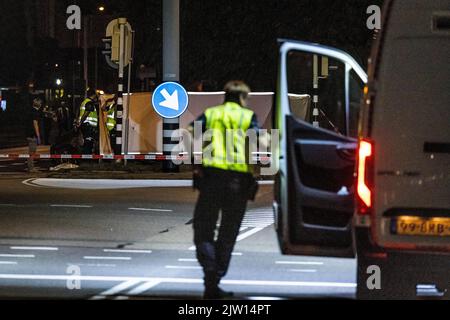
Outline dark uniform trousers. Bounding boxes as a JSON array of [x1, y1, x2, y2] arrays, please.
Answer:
[[81, 124, 98, 155], [193, 167, 252, 284]]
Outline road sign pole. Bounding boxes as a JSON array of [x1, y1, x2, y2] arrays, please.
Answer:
[[162, 0, 180, 173], [124, 30, 135, 165], [114, 18, 127, 156]]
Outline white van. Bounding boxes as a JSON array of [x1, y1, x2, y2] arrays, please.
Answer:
[[273, 0, 449, 299]]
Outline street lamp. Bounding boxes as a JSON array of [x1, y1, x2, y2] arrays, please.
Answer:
[[98, 6, 105, 12], [56, 79, 63, 86]]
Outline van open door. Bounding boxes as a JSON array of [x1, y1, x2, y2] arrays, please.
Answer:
[[274, 40, 367, 258]]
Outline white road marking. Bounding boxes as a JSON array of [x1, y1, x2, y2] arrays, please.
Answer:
[[240, 210, 274, 231], [276, 261, 324, 266], [165, 266, 202, 270], [26, 179, 193, 190], [0, 254, 35, 258], [83, 256, 131, 261], [0, 274, 356, 288], [10, 247, 58, 251], [75, 264, 117, 268], [90, 280, 141, 300], [257, 181, 275, 185], [247, 297, 286, 301], [0, 261, 18, 265], [187, 207, 274, 249], [289, 269, 318, 273], [241, 225, 272, 228], [127, 280, 161, 296], [24, 179, 274, 190], [177, 259, 198, 262], [242, 222, 274, 224], [50, 205, 93, 208], [22, 179, 47, 189], [242, 221, 274, 224], [184, 250, 243, 257], [128, 208, 173, 213], [103, 249, 153, 254], [241, 223, 273, 226], [236, 228, 264, 242]]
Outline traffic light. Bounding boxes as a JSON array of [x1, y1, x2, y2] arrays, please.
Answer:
[[102, 19, 133, 70], [101, 36, 119, 70]]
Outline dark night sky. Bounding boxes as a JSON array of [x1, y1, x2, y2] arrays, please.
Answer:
[[0, 0, 382, 91]]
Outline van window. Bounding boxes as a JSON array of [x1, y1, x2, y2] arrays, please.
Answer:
[[287, 50, 347, 136], [349, 69, 364, 138]]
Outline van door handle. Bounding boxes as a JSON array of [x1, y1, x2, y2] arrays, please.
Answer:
[[336, 144, 356, 161]]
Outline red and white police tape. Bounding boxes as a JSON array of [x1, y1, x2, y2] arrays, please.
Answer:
[[0, 153, 272, 162]]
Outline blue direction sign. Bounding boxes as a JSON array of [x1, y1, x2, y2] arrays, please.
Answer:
[[152, 82, 189, 119]]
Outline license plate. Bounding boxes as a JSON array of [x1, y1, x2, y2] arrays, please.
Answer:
[[392, 216, 450, 237]]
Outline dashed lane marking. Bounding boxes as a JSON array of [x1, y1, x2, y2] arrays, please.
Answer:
[[0, 261, 18, 265], [165, 266, 202, 270], [289, 269, 318, 273], [177, 259, 197, 262], [128, 208, 173, 213], [50, 205, 93, 208], [103, 249, 153, 254], [74, 264, 117, 268], [83, 256, 132, 261], [0, 254, 35, 259], [10, 247, 58, 251], [276, 261, 324, 266]]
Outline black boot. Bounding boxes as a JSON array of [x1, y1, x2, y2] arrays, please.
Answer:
[[203, 273, 234, 299], [204, 286, 234, 299]]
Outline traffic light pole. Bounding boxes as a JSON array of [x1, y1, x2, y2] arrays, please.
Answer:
[[162, 0, 180, 173], [114, 18, 127, 156]]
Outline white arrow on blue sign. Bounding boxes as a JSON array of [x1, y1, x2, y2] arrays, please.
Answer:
[[152, 82, 189, 119]]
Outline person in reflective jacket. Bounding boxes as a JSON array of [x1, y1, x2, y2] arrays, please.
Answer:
[[190, 81, 260, 299], [76, 89, 100, 155]]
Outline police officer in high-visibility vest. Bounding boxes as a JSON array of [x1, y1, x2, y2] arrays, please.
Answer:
[[191, 81, 260, 299], [76, 89, 100, 155], [106, 105, 116, 133]]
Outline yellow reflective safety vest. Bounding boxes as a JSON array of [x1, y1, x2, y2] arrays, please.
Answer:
[[203, 102, 255, 174], [79, 98, 98, 127], [106, 104, 116, 132]]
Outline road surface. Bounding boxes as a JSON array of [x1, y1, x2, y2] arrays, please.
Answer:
[[0, 176, 356, 300]]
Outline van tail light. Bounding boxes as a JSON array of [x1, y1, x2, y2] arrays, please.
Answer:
[[357, 139, 374, 215]]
